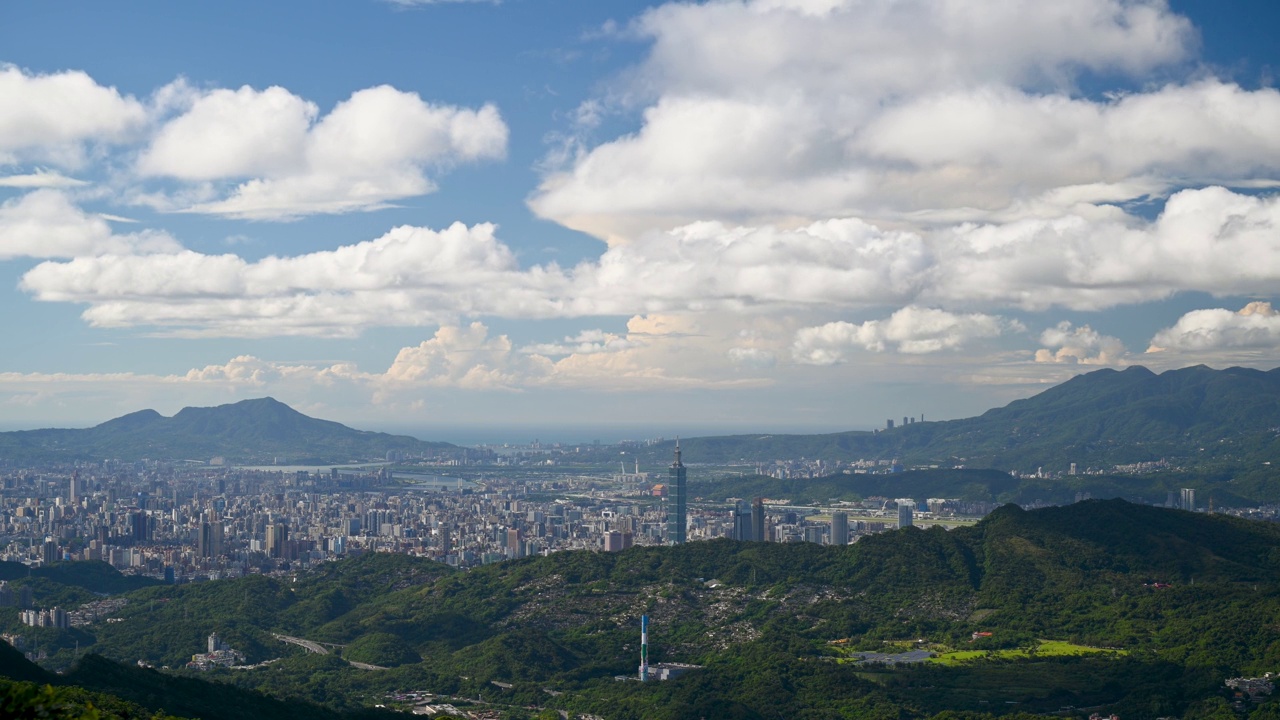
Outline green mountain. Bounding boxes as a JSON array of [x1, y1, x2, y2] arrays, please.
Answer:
[[627, 365, 1280, 473], [0, 398, 454, 464], [20, 502, 1280, 719]]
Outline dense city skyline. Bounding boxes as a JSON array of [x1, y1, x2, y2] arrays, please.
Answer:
[[1, 1, 1279, 439]]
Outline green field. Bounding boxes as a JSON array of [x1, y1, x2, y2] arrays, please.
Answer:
[[930, 640, 1123, 666]]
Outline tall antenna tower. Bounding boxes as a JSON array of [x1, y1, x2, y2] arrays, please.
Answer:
[[639, 615, 649, 681]]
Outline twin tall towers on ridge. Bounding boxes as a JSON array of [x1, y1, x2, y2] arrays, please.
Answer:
[[666, 440, 687, 545]]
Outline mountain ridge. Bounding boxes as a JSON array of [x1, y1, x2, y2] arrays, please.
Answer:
[[626, 364, 1280, 472], [0, 397, 454, 464]]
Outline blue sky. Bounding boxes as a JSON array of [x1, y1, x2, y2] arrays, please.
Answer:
[[0, 0, 1278, 441]]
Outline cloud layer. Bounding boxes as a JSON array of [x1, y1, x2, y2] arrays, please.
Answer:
[[530, 0, 1280, 242], [18, 186, 1280, 337]]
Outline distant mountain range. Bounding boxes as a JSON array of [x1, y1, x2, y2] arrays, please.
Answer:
[[0, 397, 454, 464], [639, 365, 1280, 472]]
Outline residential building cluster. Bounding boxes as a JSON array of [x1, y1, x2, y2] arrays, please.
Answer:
[[20, 606, 69, 629]]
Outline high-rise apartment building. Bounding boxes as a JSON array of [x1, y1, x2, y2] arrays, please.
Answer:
[[829, 512, 848, 546], [897, 500, 915, 529]]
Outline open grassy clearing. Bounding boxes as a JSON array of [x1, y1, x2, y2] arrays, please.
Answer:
[[929, 640, 1124, 666]]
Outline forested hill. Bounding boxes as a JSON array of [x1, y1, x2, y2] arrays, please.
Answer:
[[13, 501, 1280, 719], [636, 364, 1280, 472], [0, 397, 454, 464]]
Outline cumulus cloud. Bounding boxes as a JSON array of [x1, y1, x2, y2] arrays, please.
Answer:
[[0, 65, 147, 167], [1148, 302, 1280, 352], [18, 186, 1280, 336], [385, 323, 549, 389], [0, 190, 180, 260], [1034, 321, 1126, 365], [528, 0, 1280, 242], [0, 313, 773, 422], [182, 355, 369, 386], [137, 85, 318, 181], [137, 84, 508, 219], [20, 222, 560, 337], [792, 306, 1016, 364], [379, 318, 766, 390]]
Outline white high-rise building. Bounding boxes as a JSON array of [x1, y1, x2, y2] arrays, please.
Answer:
[[896, 500, 915, 529]]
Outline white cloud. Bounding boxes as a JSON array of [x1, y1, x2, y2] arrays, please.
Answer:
[[0, 313, 775, 422], [792, 306, 1015, 364], [728, 347, 776, 369], [137, 84, 508, 219], [18, 186, 1280, 336], [182, 355, 370, 386], [385, 323, 548, 389], [522, 329, 634, 356], [0, 170, 88, 189], [528, 0, 1280, 243], [1034, 321, 1126, 365], [0, 190, 180, 260], [380, 318, 767, 391], [137, 85, 318, 181], [1148, 302, 1280, 352], [922, 186, 1280, 311], [19, 221, 561, 337], [0, 65, 147, 167]]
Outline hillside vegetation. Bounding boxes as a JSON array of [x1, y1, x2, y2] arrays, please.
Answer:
[[7, 502, 1280, 718]]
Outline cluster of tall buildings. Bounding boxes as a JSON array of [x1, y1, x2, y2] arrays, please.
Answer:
[[20, 606, 69, 629], [0, 443, 991, 587]]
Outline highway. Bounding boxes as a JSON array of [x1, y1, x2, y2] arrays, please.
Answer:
[[273, 633, 387, 670]]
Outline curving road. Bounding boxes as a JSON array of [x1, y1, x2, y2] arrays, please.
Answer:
[[273, 633, 386, 670], [273, 633, 330, 655]]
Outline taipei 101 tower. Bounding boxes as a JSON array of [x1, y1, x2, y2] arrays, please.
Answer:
[[667, 439, 687, 544]]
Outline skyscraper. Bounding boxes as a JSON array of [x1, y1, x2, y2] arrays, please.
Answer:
[[130, 511, 149, 544], [1180, 488, 1196, 512], [829, 512, 848, 546], [731, 500, 753, 541], [666, 440, 687, 544], [199, 512, 224, 559], [266, 523, 288, 559], [751, 497, 766, 543]]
